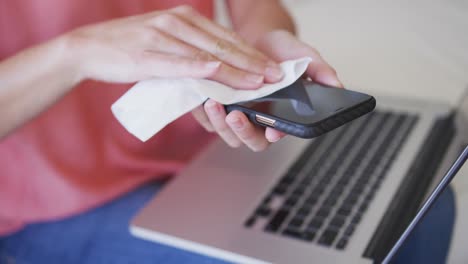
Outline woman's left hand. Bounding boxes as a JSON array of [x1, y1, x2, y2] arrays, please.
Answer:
[[192, 30, 343, 152]]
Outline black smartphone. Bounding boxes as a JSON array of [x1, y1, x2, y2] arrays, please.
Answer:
[[224, 79, 376, 138]]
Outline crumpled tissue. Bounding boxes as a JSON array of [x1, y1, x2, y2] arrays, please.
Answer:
[[111, 57, 312, 141]]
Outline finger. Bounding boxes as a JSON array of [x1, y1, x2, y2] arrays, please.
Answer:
[[226, 110, 270, 152], [306, 59, 343, 88], [135, 51, 221, 79], [256, 30, 342, 86], [144, 30, 265, 89], [277, 44, 343, 88], [211, 62, 265, 90], [170, 6, 271, 62], [150, 13, 283, 83], [204, 100, 242, 148], [191, 105, 214, 132], [294, 49, 343, 88], [265, 127, 287, 143]]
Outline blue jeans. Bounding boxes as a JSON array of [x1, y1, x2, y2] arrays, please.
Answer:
[[0, 182, 456, 264]]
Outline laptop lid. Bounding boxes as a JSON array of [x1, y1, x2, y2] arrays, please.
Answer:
[[382, 145, 468, 264]]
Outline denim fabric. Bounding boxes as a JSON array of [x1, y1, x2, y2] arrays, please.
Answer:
[[391, 185, 456, 264], [0, 182, 456, 264]]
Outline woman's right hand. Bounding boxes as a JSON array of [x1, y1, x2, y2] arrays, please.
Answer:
[[66, 5, 284, 88]]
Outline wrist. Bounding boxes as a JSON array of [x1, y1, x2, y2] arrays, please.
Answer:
[[57, 31, 88, 85]]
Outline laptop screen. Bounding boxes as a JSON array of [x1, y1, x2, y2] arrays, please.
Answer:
[[382, 146, 468, 263], [454, 89, 468, 146]]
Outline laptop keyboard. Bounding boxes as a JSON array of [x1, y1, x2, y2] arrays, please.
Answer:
[[244, 110, 418, 250]]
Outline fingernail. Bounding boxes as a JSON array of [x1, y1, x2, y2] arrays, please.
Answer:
[[205, 61, 221, 69], [245, 74, 264, 84], [265, 66, 284, 81], [336, 80, 344, 88], [269, 135, 281, 143], [228, 116, 244, 129], [326, 78, 343, 88], [205, 100, 219, 113]]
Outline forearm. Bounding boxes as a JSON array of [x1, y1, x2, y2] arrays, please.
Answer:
[[0, 36, 80, 139], [227, 0, 296, 45]]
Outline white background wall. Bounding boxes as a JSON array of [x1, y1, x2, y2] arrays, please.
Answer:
[[282, 0, 468, 105], [218, 0, 468, 103]]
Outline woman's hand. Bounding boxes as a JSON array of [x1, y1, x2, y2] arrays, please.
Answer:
[[194, 29, 343, 152], [66, 5, 283, 88], [65, 6, 295, 150], [255, 30, 342, 88], [67, 8, 340, 152]]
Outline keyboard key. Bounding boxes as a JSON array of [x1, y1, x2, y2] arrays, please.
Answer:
[[337, 207, 352, 217], [365, 191, 375, 202], [302, 230, 317, 241], [344, 225, 355, 237], [372, 180, 382, 189], [337, 177, 350, 186], [308, 217, 325, 230], [273, 184, 288, 195], [289, 217, 304, 228], [245, 217, 256, 227], [318, 230, 338, 246], [329, 216, 346, 229], [283, 228, 302, 238], [255, 206, 271, 217], [265, 209, 289, 232], [293, 187, 306, 197], [327, 167, 338, 175], [285, 196, 298, 207], [351, 213, 362, 225], [360, 174, 371, 182], [331, 185, 345, 196], [305, 194, 319, 205], [262, 195, 272, 205], [316, 207, 331, 218], [346, 194, 359, 204], [356, 178, 369, 186], [297, 205, 312, 216], [351, 183, 366, 194], [279, 175, 295, 185], [336, 237, 348, 249], [283, 228, 317, 242], [300, 177, 313, 185], [347, 166, 359, 174], [323, 196, 338, 207], [341, 202, 354, 211], [358, 202, 369, 213], [319, 177, 331, 186]]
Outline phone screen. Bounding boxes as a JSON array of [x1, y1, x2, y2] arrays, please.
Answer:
[[233, 79, 373, 124]]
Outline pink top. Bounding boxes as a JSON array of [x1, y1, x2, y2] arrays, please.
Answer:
[[0, 0, 214, 235]]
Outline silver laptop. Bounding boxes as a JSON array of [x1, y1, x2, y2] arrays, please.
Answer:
[[130, 89, 468, 264]]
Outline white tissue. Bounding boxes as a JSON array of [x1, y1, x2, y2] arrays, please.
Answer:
[[111, 57, 312, 141]]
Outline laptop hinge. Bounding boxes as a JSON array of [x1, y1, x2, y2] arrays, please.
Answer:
[[363, 112, 456, 263]]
